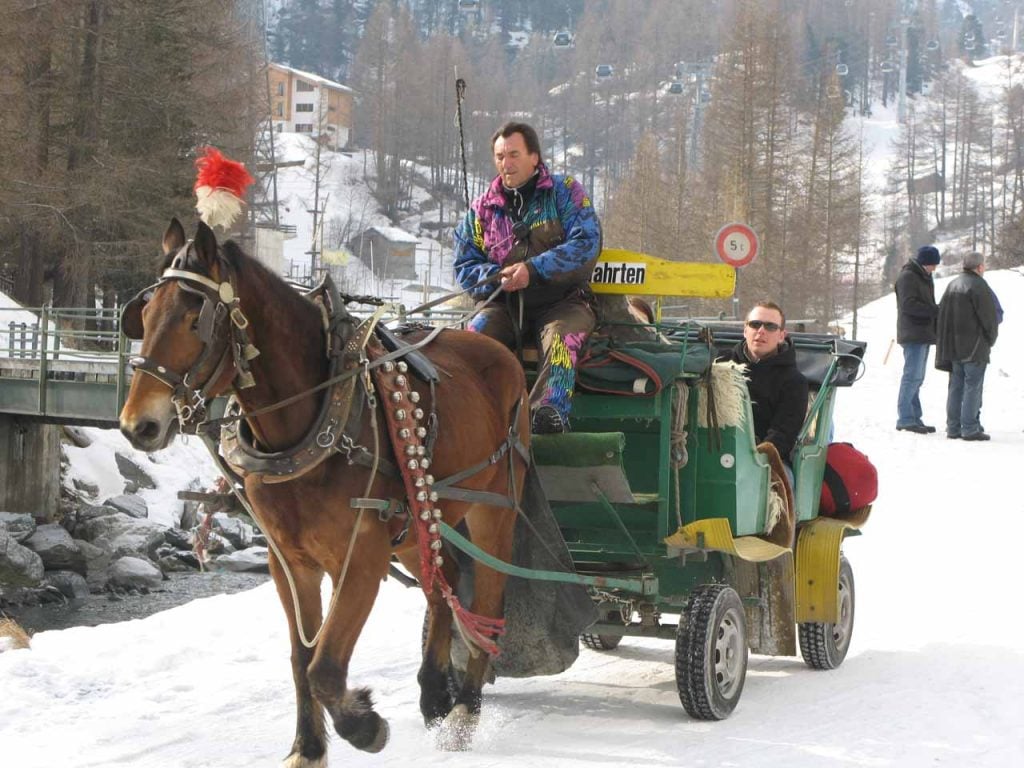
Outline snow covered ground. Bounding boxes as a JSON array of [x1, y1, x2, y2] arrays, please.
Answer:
[[1, 266, 1022, 767]]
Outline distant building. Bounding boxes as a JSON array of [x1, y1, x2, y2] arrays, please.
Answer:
[[268, 63, 354, 150], [348, 226, 419, 280]]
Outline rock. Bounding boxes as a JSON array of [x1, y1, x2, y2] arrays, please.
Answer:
[[211, 547, 269, 573], [0, 528, 45, 587], [156, 545, 200, 572], [108, 556, 164, 591], [72, 477, 101, 496], [0, 512, 37, 543], [23, 524, 86, 576], [62, 425, 92, 448], [180, 500, 200, 531], [76, 501, 120, 523], [114, 453, 156, 491], [103, 494, 149, 519], [78, 513, 166, 560], [204, 531, 236, 555], [212, 513, 254, 550], [46, 570, 90, 599], [74, 539, 111, 592], [163, 528, 193, 551]]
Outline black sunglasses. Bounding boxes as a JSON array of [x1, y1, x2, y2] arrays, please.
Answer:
[[746, 320, 782, 332]]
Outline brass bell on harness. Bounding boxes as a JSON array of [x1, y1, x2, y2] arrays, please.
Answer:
[[395, 409, 407, 421], [408, 391, 421, 403], [434, 555, 444, 567], [399, 428, 411, 439], [395, 375, 407, 388], [391, 391, 403, 403], [416, 427, 427, 438], [424, 474, 434, 485], [383, 361, 395, 372], [419, 510, 431, 521], [405, 445, 417, 457], [430, 539, 443, 551], [243, 343, 260, 361], [414, 476, 425, 487], [235, 370, 256, 389], [413, 408, 424, 420], [397, 361, 408, 373]]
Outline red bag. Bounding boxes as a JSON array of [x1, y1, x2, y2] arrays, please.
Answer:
[[819, 443, 878, 517]]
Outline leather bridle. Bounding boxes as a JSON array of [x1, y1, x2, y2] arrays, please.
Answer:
[[121, 241, 258, 433]]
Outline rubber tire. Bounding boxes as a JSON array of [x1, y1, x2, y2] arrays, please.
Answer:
[[675, 584, 748, 720], [581, 633, 622, 651], [799, 556, 855, 670]]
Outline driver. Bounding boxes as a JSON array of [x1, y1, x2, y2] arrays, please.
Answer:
[[453, 121, 602, 434]]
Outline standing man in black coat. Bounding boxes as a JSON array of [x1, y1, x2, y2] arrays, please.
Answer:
[[935, 252, 999, 441], [894, 245, 941, 434], [722, 301, 809, 471]]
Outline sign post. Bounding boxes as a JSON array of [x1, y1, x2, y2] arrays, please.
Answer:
[[714, 223, 759, 318]]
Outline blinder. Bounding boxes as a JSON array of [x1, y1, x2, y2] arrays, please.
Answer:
[[120, 285, 155, 340]]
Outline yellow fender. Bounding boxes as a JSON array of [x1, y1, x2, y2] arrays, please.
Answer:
[[794, 509, 869, 624], [664, 518, 791, 563]]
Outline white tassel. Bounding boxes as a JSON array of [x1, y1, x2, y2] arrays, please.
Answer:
[[195, 185, 244, 231]]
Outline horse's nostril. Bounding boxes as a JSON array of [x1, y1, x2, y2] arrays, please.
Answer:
[[136, 420, 161, 442], [122, 419, 161, 446]]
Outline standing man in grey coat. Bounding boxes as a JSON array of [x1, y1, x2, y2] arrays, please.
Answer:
[[935, 252, 1000, 441], [894, 245, 941, 433]]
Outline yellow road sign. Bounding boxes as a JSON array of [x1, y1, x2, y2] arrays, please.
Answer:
[[591, 249, 736, 298]]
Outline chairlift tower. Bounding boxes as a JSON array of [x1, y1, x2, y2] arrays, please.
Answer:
[[249, 0, 281, 232], [897, 16, 910, 123], [678, 62, 712, 170]]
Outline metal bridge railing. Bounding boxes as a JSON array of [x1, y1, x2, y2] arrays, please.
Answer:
[[0, 305, 131, 420]]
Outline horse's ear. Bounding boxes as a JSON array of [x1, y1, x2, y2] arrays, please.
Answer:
[[193, 220, 219, 269], [163, 218, 186, 255]]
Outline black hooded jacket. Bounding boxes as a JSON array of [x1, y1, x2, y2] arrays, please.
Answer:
[[722, 337, 809, 462], [895, 260, 938, 344]]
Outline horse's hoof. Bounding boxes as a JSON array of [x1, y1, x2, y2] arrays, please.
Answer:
[[282, 753, 327, 768], [434, 704, 477, 751], [362, 717, 389, 753]]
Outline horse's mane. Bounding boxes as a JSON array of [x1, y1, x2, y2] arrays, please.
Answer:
[[224, 240, 324, 335]]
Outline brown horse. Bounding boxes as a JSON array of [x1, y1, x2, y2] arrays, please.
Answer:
[[119, 219, 530, 765]]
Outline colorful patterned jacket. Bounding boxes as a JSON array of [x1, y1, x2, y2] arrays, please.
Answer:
[[453, 162, 601, 309]]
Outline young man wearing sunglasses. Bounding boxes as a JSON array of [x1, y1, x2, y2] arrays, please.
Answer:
[[720, 302, 809, 470], [453, 121, 602, 434]]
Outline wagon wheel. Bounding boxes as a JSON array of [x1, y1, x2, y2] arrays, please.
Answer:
[[799, 556, 855, 670], [675, 584, 748, 720], [581, 632, 622, 651]]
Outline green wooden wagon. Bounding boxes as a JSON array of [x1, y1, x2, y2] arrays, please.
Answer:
[[433, 254, 870, 720]]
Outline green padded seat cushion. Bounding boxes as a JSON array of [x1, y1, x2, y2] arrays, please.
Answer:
[[576, 337, 711, 395]]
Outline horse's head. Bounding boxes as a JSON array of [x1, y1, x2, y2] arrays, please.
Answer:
[[119, 218, 253, 451]]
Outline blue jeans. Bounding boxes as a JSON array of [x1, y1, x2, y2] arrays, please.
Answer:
[[946, 361, 987, 437], [896, 343, 930, 427]]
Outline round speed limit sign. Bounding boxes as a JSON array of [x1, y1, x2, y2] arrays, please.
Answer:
[[714, 223, 759, 268]]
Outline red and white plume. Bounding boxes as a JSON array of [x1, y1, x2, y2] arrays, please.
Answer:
[[193, 147, 255, 231]]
